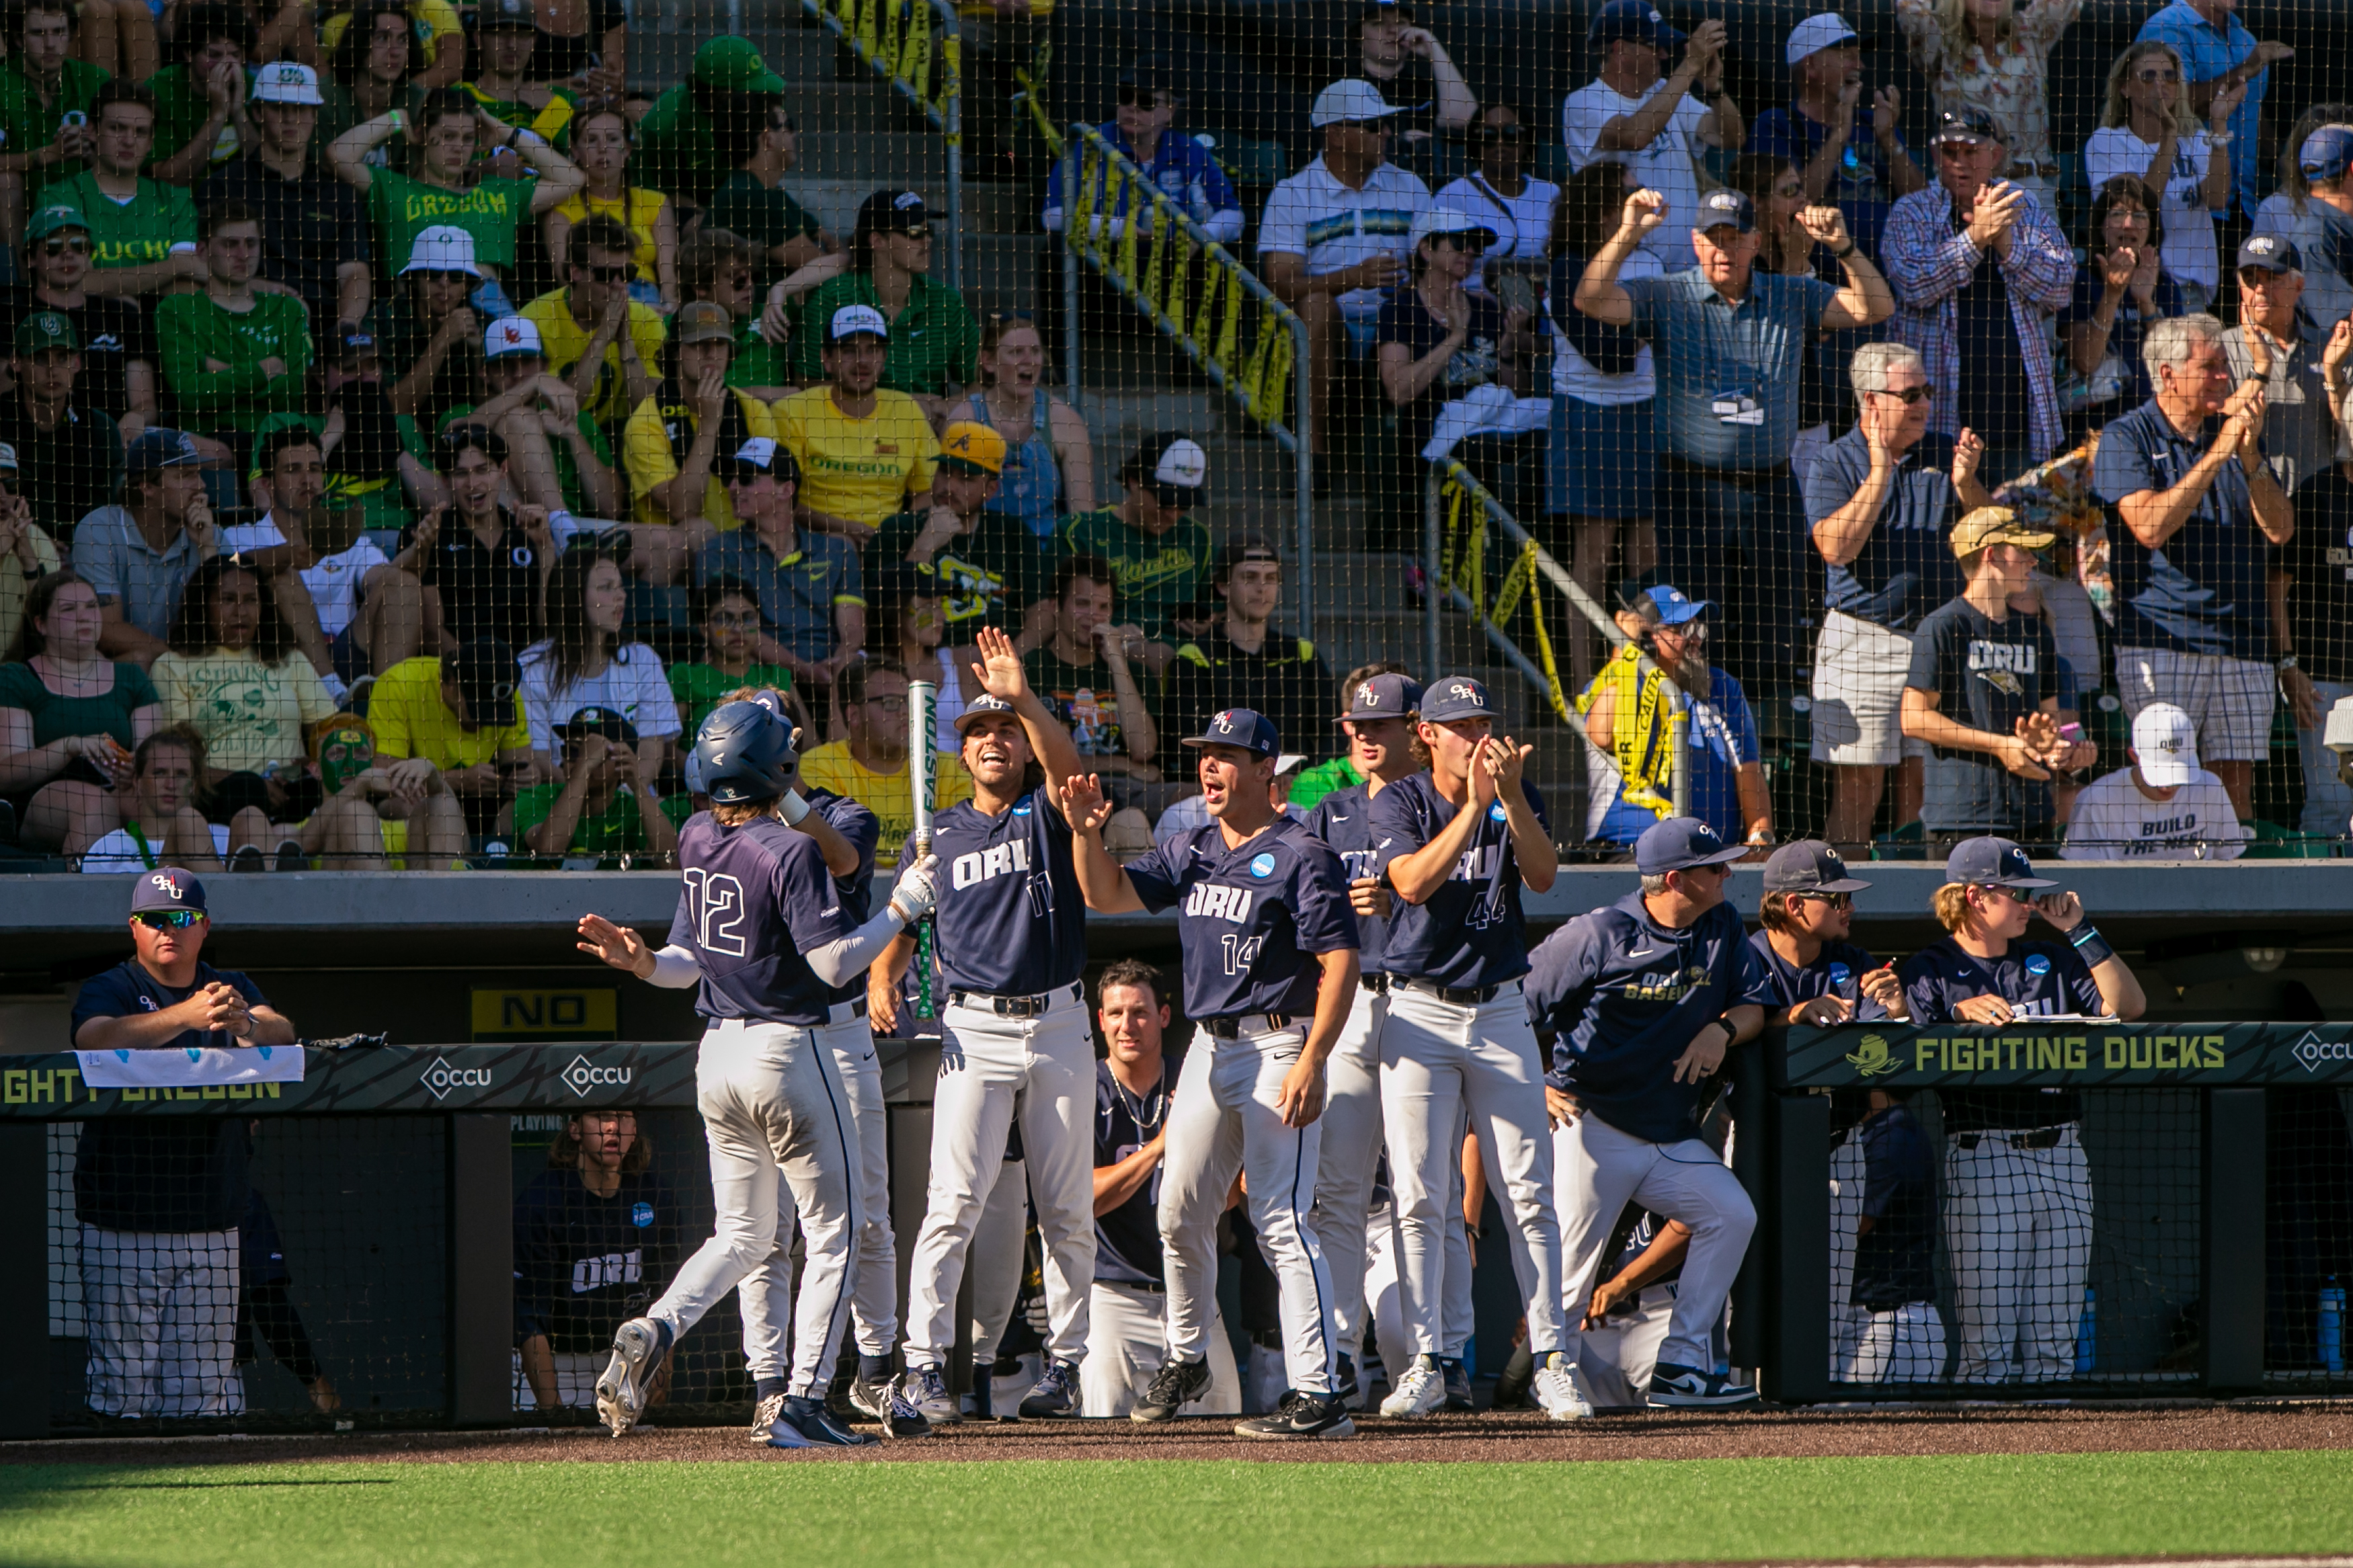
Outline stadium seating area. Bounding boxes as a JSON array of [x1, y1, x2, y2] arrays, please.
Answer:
[[3, 0, 2352, 871]]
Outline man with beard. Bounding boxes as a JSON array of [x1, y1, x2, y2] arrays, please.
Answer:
[[245, 327, 436, 540], [1576, 584, 1772, 858], [392, 424, 555, 654]]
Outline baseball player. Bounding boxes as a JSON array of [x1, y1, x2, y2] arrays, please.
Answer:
[[1084, 958, 1245, 1417], [1527, 816, 1774, 1408], [574, 700, 942, 1447], [1371, 675, 1587, 1421], [1749, 841, 1909, 1028], [1842, 1088, 1945, 1383], [879, 628, 1098, 1423], [1571, 1208, 1696, 1409], [1064, 706, 1361, 1440], [1900, 836, 2147, 1383]]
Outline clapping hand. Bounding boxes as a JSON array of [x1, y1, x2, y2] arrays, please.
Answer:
[[576, 913, 653, 977], [1952, 427, 1985, 491]]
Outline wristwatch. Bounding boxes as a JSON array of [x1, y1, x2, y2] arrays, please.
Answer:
[[2278, 653, 2301, 672]]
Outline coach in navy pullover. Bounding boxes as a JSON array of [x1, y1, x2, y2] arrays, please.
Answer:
[[1526, 819, 1774, 1145]]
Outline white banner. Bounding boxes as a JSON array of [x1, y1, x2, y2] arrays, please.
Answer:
[[75, 1044, 306, 1089]]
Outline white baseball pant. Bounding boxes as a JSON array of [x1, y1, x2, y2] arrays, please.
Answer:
[[904, 988, 1093, 1370], [1944, 1124, 2092, 1383], [1382, 982, 1568, 1359], [1307, 982, 1386, 1368], [1158, 1023, 1339, 1396], [966, 1154, 1029, 1373], [1844, 1304, 1948, 1382], [1361, 1197, 1476, 1378], [512, 1350, 600, 1409], [1080, 1280, 1242, 1417], [1571, 1281, 1675, 1410], [1828, 1133, 1866, 1379], [79, 1225, 242, 1417], [1555, 1113, 1755, 1377], [647, 1018, 856, 1401]]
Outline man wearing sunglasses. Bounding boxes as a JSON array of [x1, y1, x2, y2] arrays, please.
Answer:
[[524, 212, 665, 430], [1041, 64, 1241, 247], [1527, 815, 1772, 1409], [705, 100, 830, 301], [1806, 341, 1990, 851], [1899, 835, 2145, 1384], [1750, 840, 1907, 1028], [1, 200, 156, 445], [69, 867, 298, 1417], [0, 302, 127, 538]]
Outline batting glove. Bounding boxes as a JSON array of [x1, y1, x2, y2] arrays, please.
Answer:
[[888, 854, 941, 924]]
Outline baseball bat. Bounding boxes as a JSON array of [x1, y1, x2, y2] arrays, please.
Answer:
[[908, 679, 939, 1020]]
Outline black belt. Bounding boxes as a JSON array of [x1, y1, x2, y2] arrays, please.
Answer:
[[947, 981, 1083, 1018], [1661, 452, 1790, 486], [1956, 1126, 2071, 1151], [825, 996, 869, 1024], [1201, 1013, 1294, 1038], [1359, 973, 1390, 995], [1396, 978, 1507, 1006], [1102, 1276, 1164, 1292]]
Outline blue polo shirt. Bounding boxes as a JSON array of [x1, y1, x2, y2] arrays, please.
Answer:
[[2138, 0, 2271, 220], [696, 528, 865, 665], [1803, 426, 1966, 630], [1749, 106, 1907, 260], [1624, 266, 1835, 470], [2090, 397, 2270, 659]]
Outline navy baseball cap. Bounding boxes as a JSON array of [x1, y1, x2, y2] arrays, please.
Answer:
[[1589, 0, 1683, 52], [1944, 835, 2057, 889], [2300, 125, 2353, 184], [1420, 674, 1496, 724], [1763, 840, 1871, 895], [559, 705, 641, 748], [1341, 671, 1423, 723], [953, 692, 1019, 734], [1694, 188, 1757, 236], [124, 427, 204, 474], [1635, 817, 1747, 876], [130, 866, 208, 915], [1181, 707, 1279, 757], [1933, 105, 2001, 145], [2236, 232, 2301, 274]]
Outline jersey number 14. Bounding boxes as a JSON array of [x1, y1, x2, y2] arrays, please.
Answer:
[[1220, 933, 1265, 976]]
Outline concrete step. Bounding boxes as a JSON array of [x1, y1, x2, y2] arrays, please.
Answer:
[[781, 81, 934, 132]]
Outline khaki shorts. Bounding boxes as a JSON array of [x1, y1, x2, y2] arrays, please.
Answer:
[[1810, 611, 1929, 767], [2114, 647, 2275, 761]]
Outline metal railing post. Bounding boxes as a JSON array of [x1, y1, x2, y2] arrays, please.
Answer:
[[1061, 142, 1082, 412], [1423, 470, 1443, 681], [1293, 312, 1314, 647], [936, 0, 962, 296]]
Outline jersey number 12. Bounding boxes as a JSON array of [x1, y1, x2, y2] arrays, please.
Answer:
[[683, 868, 748, 956]]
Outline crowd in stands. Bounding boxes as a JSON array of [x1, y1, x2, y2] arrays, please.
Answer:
[[0, 0, 2348, 870]]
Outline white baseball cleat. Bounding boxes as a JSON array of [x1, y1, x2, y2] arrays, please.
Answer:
[[1533, 1353, 1594, 1421], [1378, 1357, 1445, 1418], [746, 1392, 787, 1445], [903, 1364, 959, 1426], [596, 1317, 668, 1436]]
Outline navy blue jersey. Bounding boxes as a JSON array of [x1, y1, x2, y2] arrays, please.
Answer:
[[1851, 1104, 1936, 1311], [1303, 780, 1391, 975], [71, 958, 268, 1234], [1371, 772, 1550, 988], [1527, 893, 1775, 1144], [1093, 1059, 1168, 1286], [1899, 936, 2097, 1130], [512, 1167, 683, 1354], [668, 812, 854, 1026], [1601, 1206, 1684, 1292], [934, 786, 1086, 995], [803, 786, 879, 1006], [1124, 815, 1357, 1020], [1747, 931, 1893, 1022]]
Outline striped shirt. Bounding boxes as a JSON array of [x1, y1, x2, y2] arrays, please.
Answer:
[[1257, 156, 1430, 319]]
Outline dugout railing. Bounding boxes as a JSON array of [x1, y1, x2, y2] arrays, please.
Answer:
[[1739, 1023, 2353, 1404]]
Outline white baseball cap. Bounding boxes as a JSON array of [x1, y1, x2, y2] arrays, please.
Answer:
[[1786, 12, 1860, 65], [402, 224, 481, 276], [1311, 79, 1403, 128], [826, 302, 890, 343], [1409, 205, 1499, 251], [251, 60, 325, 105], [484, 315, 544, 360], [2131, 702, 2199, 788]]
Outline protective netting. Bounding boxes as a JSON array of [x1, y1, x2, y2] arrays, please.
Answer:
[[1824, 1086, 2204, 1388]]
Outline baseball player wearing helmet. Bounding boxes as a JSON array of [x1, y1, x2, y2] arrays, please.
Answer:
[[575, 700, 943, 1447], [1371, 675, 1587, 1421], [883, 630, 1099, 1422], [1900, 836, 2146, 1383], [1527, 816, 1773, 1409], [1066, 707, 1361, 1440]]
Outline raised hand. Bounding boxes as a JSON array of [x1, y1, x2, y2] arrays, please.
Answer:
[[2100, 243, 2137, 294], [1952, 427, 1985, 490], [1486, 735, 1533, 796], [1466, 737, 1502, 808], [1872, 85, 1902, 138], [2030, 890, 2085, 933], [1059, 772, 1113, 833], [887, 854, 941, 923], [2324, 316, 2353, 380], [1794, 204, 1850, 251], [969, 624, 1027, 701], [694, 363, 728, 423], [1621, 188, 1669, 238]]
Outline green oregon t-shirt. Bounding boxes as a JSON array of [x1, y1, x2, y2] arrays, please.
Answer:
[[247, 411, 433, 534], [667, 660, 793, 735], [52, 170, 197, 271], [368, 167, 534, 276], [1053, 506, 1212, 644], [514, 782, 689, 858], [869, 508, 1041, 636], [0, 56, 109, 199]]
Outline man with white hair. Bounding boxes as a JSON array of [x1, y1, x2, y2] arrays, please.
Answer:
[[1804, 341, 1993, 851], [2061, 702, 2249, 860], [2220, 233, 2344, 495], [2091, 312, 2293, 822]]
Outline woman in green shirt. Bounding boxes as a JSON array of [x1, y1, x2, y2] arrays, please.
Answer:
[[0, 571, 161, 853], [667, 573, 793, 735], [329, 85, 582, 292]]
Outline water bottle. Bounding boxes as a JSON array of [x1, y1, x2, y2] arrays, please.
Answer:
[[2320, 1278, 2345, 1375], [2073, 1285, 2098, 1376]]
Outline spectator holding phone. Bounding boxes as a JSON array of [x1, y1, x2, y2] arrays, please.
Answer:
[[0, 571, 157, 853], [515, 705, 682, 864]]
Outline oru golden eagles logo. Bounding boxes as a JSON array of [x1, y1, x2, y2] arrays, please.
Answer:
[[1845, 1034, 1901, 1077]]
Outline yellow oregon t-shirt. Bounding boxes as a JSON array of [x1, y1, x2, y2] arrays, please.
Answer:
[[368, 656, 532, 769], [622, 389, 779, 531], [773, 386, 939, 530], [522, 289, 669, 427], [321, 0, 463, 63], [795, 740, 972, 866]]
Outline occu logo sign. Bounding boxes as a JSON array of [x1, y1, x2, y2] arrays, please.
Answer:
[[2292, 1032, 2352, 1074], [562, 1054, 635, 1098], [419, 1057, 493, 1100]]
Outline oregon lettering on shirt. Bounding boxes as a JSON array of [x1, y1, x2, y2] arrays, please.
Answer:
[[1110, 543, 1201, 596], [401, 186, 514, 223]]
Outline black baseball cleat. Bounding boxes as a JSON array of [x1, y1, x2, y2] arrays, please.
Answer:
[[1646, 1363, 1760, 1409], [848, 1372, 934, 1438], [1129, 1356, 1212, 1423], [1236, 1389, 1356, 1440], [1441, 1357, 1476, 1412], [1017, 1358, 1080, 1417], [768, 1396, 876, 1448]]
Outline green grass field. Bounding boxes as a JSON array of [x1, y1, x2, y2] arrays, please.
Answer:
[[2, 1450, 2346, 1568]]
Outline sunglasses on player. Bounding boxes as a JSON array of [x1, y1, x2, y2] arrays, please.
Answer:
[[132, 909, 207, 930]]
